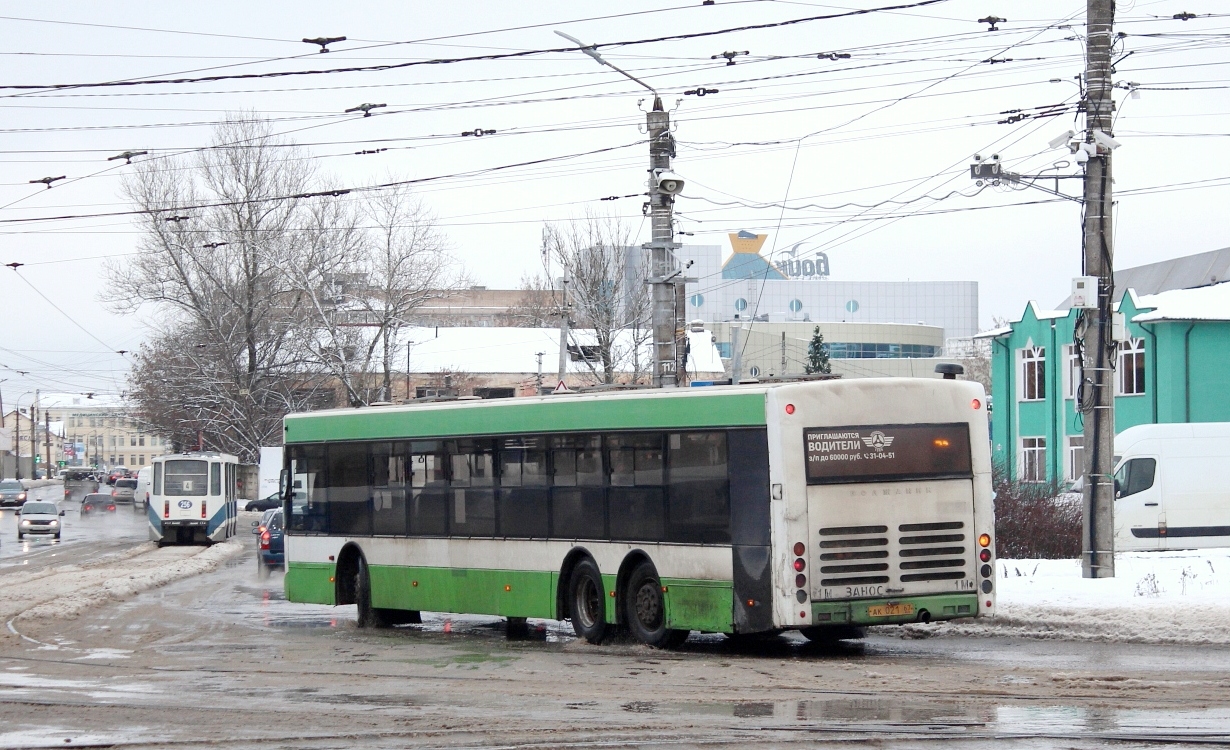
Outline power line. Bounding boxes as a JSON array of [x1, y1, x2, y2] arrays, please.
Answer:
[[0, 0, 953, 91]]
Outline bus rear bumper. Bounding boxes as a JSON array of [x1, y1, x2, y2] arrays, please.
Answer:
[[811, 593, 981, 626]]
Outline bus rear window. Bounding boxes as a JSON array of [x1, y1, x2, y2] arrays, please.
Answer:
[[804, 423, 972, 484], [163, 460, 208, 496]]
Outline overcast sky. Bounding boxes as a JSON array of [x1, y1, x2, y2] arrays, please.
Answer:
[[0, 0, 1226, 399]]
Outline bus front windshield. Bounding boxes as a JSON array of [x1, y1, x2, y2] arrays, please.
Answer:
[[163, 460, 208, 496]]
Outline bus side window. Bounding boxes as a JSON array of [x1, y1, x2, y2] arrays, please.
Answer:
[[153, 463, 162, 496], [210, 462, 221, 496], [666, 432, 731, 544]]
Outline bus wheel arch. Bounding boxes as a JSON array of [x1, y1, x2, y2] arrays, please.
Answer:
[[334, 543, 365, 606]]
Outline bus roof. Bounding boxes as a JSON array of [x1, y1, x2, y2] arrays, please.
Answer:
[[284, 385, 774, 444]]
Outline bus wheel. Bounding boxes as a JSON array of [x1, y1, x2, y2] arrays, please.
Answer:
[[625, 560, 688, 649], [567, 558, 607, 644], [355, 558, 390, 629]]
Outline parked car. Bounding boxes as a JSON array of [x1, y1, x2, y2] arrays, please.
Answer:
[[111, 478, 138, 503], [0, 479, 27, 508], [80, 493, 117, 516], [18, 500, 63, 540], [245, 492, 282, 512], [252, 509, 284, 578]]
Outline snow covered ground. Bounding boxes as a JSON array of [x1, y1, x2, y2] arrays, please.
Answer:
[[908, 549, 1230, 644]]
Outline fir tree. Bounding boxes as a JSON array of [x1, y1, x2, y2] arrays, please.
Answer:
[[805, 326, 831, 374]]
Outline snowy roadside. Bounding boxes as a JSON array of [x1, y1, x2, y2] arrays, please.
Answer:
[[893, 549, 1230, 644], [6, 541, 247, 625]]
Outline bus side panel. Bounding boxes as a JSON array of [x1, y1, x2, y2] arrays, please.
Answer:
[[728, 428, 775, 634], [285, 562, 336, 605], [147, 500, 164, 542], [370, 565, 556, 619], [664, 579, 733, 632]]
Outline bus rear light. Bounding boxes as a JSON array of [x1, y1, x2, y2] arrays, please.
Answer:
[[980, 564, 992, 578], [799, 611, 806, 618], [795, 573, 806, 588], [793, 542, 805, 556], [746, 599, 756, 607], [978, 533, 991, 548], [985, 600, 992, 608], [792, 558, 806, 572], [972, 398, 982, 410], [981, 580, 993, 594], [163, 500, 169, 518], [979, 549, 992, 562], [201, 501, 207, 519], [785, 404, 795, 414]]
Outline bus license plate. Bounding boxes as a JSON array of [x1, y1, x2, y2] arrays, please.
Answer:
[[868, 603, 915, 617]]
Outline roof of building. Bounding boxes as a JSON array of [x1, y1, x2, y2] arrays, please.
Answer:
[[397, 326, 725, 376], [1058, 246, 1230, 307], [1130, 281, 1230, 322]]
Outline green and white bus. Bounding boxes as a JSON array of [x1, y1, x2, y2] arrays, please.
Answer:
[[282, 377, 995, 647]]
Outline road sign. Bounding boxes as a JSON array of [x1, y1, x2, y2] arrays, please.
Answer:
[[553, 380, 570, 394]]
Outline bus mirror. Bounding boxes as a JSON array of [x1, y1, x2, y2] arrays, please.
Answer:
[[279, 469, 289, 496]]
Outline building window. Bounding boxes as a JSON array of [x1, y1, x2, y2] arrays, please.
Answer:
[[130, 436, 137, 447], [138, 455, 145, 466], [1022, 437, 1047, 483], [1118, 338, 1146, 395], [1021, 346, 1045, 401], [139, 436, 145, 446], [1067, 436, 1084, 482], [1065, 345, 1080, 400]]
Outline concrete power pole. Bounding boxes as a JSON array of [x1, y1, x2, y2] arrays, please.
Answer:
[[646, 97, 682, 388], [1080, 0, 1117, 579]]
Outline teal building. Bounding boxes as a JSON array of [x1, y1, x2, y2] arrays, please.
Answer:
[[982, 278, 1230, 484]]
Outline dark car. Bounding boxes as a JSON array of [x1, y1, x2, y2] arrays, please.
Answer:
[[252, 509, 284, 578], [244, 492, 282, 512], [0, 479, 28, 508], [80, 493, 118, 516]]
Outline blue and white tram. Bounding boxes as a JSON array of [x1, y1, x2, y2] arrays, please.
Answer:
[[148, 452, 240, 545]]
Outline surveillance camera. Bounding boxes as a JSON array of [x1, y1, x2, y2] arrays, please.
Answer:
[[1092, 129, 1121, 151], [1074, 148, 1089, 164], [653, 169, 685, 195], [1048, 130, 1075, 150]]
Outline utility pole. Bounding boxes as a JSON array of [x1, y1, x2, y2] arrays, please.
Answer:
[[535, 352, 545, 394], [1080, 0, 1117, 579], [554, 33, 686, 389], [781, 331, 787, 376], [730, 325, 743, 385], [646, 97, 683, 388], [557, 277, 571, 386], [44, 411, 52, 477]]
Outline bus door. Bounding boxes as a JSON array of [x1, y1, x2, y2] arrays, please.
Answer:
[[1114, 457, 1161, 550]]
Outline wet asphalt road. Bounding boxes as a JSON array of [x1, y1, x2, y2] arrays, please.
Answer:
[[0, 482, 147, 574], [1, 512, 1229, 748]]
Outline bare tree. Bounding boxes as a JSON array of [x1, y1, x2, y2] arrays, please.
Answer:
[[287, 181, 462, 406], [501, 272, 559, 328], [108, 116, 338, 458], [537, 213, 651, 384]]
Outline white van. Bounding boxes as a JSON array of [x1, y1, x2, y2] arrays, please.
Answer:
[[1114, 422, 1230, 551], [133, 466, 152, 515]]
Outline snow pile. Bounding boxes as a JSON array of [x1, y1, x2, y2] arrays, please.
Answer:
[[910, 549, 1230, 644], [13, 541, 246, 623]]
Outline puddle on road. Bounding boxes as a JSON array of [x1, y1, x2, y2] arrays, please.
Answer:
[[600, 695, 1230, 737]]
